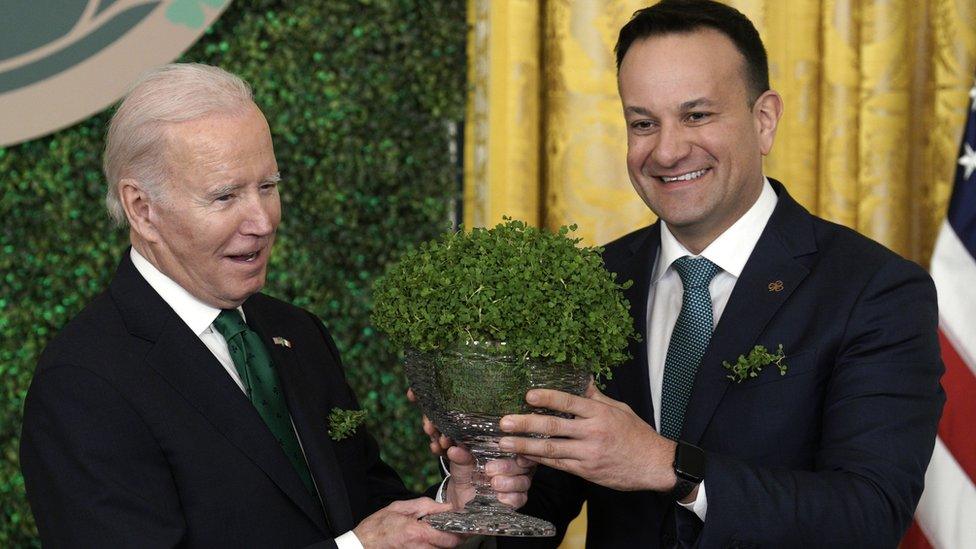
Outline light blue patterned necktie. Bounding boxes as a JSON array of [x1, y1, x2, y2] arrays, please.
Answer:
[[659, 256, 721, 440]]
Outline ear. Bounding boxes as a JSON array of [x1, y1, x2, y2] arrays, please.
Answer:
[[119, 178, 161, 243], [753, 90, 783, 156]]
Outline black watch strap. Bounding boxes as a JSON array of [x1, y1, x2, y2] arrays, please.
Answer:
[[670, 476, 698, 500], [670, 440, 705, 500]]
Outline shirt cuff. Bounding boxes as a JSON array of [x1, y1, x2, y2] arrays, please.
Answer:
[[676, 481, 708, 521], [435, 455, 450, 503], [335, 530, 364, 549]]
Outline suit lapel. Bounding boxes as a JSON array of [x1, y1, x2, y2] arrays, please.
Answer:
[[606, 224, 660, 428], [681, 182, 817, 444], [246, 305, 356, 533], [109, 255, 332, 536]]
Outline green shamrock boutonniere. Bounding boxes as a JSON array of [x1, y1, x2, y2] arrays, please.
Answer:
[[328, 407, 367, 441], [722, 344, 788, 383]]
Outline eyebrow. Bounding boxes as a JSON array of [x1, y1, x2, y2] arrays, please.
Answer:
[[623, 98, 716, 118], [206, 183, 245, 200], [206, 173, 281, 199], [679, 97, 715, 110], [624, 106, 654, 117]]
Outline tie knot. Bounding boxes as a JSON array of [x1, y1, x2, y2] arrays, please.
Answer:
[[212, 309, 247, 340], [672, 256, 720, 289]]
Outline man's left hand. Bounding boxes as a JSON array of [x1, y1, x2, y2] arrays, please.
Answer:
[[497, 381, 677, 492]]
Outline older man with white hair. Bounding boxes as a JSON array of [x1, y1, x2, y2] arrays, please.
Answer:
[[20, 63, 529, 548]]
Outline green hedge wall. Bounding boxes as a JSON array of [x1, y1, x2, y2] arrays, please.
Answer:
[[0, 1, 466, 544]]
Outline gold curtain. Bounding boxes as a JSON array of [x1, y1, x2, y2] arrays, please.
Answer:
[[465, 0, 976, 266]]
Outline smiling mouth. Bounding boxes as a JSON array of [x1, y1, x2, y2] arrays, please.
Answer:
[[659, 168, 709, 183], [229, 251, 260, 262]]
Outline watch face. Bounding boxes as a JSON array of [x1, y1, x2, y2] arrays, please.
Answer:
[[676, 442, 706, 481]]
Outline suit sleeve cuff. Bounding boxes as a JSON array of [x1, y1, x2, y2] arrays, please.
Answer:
[[335, 531, 364, 549], [676, 481, 708, 521]]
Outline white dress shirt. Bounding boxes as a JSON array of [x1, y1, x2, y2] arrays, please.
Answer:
[[130, 248, 363, 549], [645, 179, 778, 520]]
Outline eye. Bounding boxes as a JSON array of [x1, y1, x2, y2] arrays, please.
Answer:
[[215, 193, 234, 202], [630, 120, 657, 133], [686, 112, 712, 123]]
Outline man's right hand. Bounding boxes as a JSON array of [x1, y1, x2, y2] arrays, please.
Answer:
[[352, 497, 462, 548]]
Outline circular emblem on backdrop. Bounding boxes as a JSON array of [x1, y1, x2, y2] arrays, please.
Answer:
[[0, 0, 231, 147]]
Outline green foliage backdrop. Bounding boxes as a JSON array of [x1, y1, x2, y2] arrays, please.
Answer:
[[0, 1, 466, 544]]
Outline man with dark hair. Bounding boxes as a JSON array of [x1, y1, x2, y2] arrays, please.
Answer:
[[490, 1, 944, 546], [614, 0, 770, 102]]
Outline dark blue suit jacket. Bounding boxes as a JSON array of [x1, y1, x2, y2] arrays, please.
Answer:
[[502, 180, 944, 548], [20, 252, 413, 548]]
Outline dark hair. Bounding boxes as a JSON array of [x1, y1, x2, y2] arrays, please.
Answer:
[[615, 0, 770, 102]]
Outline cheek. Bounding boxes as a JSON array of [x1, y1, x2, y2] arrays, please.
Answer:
[[191, 218, 235, 254], [270, 200, 282, 226], [160, 213, 199, 249], [626, 142, 648, 173]]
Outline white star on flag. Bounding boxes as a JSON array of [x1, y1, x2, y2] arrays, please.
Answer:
[[960, 142, 976, 181]]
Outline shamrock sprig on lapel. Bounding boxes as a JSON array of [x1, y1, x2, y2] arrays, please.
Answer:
[[722, 344, 788, 383], [328, 407, 367, 441]]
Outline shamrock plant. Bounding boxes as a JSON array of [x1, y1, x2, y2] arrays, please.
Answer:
[[371, 219, 638, 382], [328, 408, 367, 441], [723, 344, 788, 383]]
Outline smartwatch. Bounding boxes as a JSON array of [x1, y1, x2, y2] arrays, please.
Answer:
[[671, 440, 705, 500]]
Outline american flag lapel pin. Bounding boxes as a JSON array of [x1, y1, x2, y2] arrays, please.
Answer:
[[272, 336, 292, 348]]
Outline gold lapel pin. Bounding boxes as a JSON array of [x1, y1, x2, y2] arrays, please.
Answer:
[[768, 280, 784, 292], [272, 336, 292, 348]]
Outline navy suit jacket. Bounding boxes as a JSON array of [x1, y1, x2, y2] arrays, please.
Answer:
[[501, 180, 944, 548], [20, 252, 413, 548]]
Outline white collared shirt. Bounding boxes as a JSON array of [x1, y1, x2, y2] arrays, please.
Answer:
[[130, 248, 364, 549], [646, 178, 778, 520], [130, 248, 247, 390]]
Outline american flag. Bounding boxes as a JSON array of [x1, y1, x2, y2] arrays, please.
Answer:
[[902, 77, 976, 548]]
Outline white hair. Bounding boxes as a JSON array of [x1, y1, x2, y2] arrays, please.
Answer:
[[103, 63, 254, 225]]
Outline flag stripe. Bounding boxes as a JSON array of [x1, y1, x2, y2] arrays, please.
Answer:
[[930, 223, 976, 376], [913, 438, 976, 549], [901, 521, 933, 549], [936, 331, 976, 486]]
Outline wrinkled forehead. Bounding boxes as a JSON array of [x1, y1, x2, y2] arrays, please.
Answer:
[[163, 106, 272, 158]]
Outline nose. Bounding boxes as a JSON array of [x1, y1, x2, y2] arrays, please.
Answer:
[[649, 122, 691, 169], [240, 193, 278, 237]]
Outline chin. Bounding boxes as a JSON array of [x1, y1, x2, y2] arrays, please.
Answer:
[[660, 210, 710, 232], [224, 280, 266, 305]]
